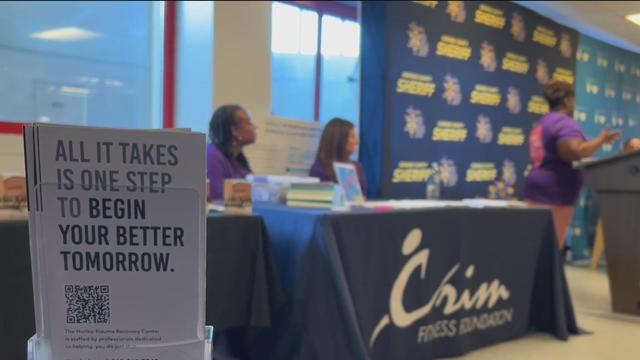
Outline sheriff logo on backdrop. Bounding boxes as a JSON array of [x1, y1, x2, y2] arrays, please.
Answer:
[[369, 229, 513, 348], [407, 21, 429, 57], [446, 1, 467, 23], [439, 158, 459, 187], [510, 12, 526, 42], [536, 59, 550, 84], [404, 106, 427, 139], [442, 74, 463, 106], [506, 87, 522, 114], [502, 160, 517, 186], [559, 32, 573, 58], [480, 42, 497, 72], [476, 115, 493, 143]]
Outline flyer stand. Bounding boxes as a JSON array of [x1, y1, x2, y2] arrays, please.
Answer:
[[23, 124, 210, 359]]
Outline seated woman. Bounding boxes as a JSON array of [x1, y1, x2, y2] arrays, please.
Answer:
[[207, 104, 256, 200], [524, 80, 619, 249], [309, 118, 367, 195]]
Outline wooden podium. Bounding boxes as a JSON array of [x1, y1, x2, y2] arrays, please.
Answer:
[[583, 151, 640, 316]]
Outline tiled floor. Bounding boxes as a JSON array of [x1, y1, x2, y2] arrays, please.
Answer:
[[453, 265, 640, 359]]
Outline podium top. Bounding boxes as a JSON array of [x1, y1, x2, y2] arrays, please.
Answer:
[[580, 149, 640, 192], [576, 149, 640, 170]]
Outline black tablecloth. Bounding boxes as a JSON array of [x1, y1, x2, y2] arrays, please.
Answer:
[[0, 220, 34, 360], [254, 204, 579, 360], [0, 214, 284, 360]]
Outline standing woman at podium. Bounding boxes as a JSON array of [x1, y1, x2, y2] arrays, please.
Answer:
[[524, 80, 620, 249]]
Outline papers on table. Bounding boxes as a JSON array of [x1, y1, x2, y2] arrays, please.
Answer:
[[461, 199, 528, 208], [361, 199, 528, 210]]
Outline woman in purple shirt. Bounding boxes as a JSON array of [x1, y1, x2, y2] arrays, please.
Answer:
[[309, 118, 367, 195], [207, 105, 256, 200], [524, 80, 619, 249]]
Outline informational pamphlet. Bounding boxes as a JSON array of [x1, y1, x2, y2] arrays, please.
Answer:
[[24, 124, 208, 360]]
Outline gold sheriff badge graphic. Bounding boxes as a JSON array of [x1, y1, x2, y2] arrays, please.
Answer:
[[536, 59, 550, 85], [559, 32, 572, 58], [439, 158, 459, 187], [407, 21, 429, 57], [442, 74, 462, 106], [479, 41, 497, 72], [404, 106, 426, 139], [506, 87, 522, 114], [502, 160, 517, 186], [476, 115, 493, 143], [446, 1, 467, 23], [510, 12, 526, 42]]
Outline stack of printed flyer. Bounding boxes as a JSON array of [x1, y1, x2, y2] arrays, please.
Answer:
[[24, 124, 210, 360]]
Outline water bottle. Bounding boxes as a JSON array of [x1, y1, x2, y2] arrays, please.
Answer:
[[426, 165, 441, 200]]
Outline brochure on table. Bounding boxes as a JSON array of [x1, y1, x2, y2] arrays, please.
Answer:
[[24, 124, 208, 360]]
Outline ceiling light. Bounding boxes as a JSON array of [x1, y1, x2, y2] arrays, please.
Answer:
[[626, 13, 640, 26], [30, 27, 101, 41], [60, 86, 91, 95]]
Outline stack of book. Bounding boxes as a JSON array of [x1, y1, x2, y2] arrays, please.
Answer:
[[247, 175, 319, 204], [286, 182, 337, 208]]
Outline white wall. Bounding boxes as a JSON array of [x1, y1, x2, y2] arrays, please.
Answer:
[[213, 2, 321, 175]]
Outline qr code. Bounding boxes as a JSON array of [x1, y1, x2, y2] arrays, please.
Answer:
[[65, 285, 110, 324]]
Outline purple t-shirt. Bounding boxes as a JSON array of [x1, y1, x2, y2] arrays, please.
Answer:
[[207, 143, 251, 200], [309, 160, 368, 196], [524, 111, 586, 205]]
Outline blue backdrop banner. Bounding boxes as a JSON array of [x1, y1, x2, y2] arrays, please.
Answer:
[[361, 1, 578, 199], [567, 34, 640, 260]]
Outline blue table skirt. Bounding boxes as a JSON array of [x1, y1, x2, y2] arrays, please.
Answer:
[[253, 203, 579, 360]]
